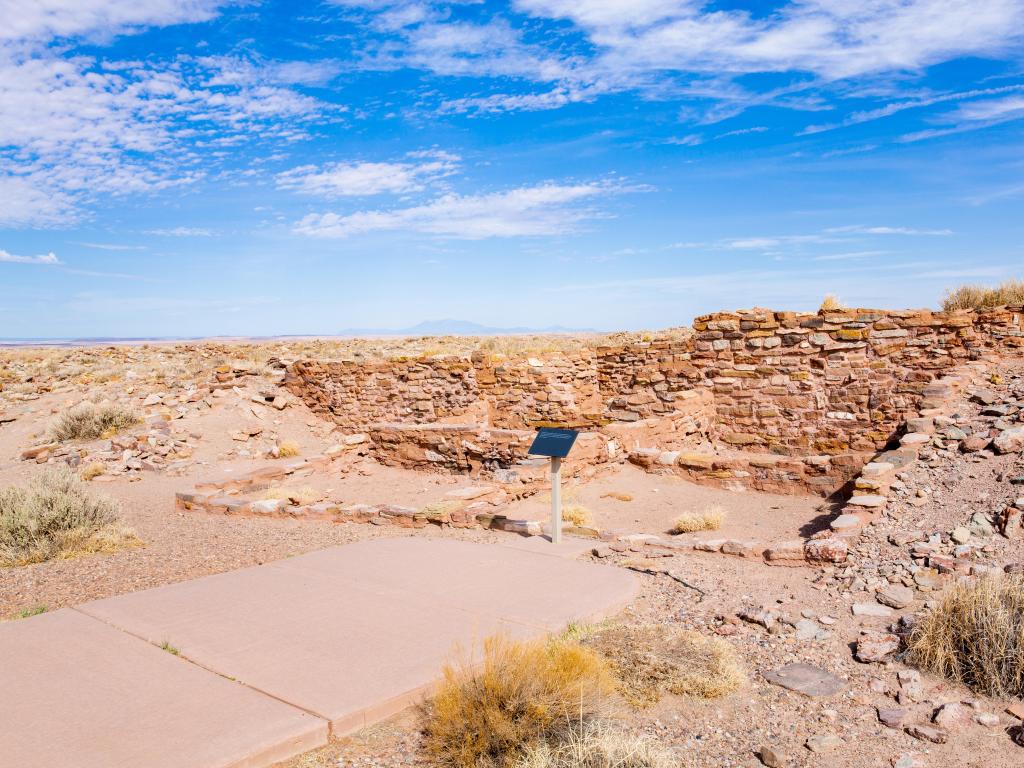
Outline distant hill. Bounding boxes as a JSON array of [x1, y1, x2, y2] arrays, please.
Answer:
[[337, 319, 600, 336]]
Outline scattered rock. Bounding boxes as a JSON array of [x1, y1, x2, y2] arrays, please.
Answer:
[[758, 745, 787, 767], [763, 663, 846, 698], [878, 708, 906, 729], [855, 632, 900, 663], [905, 723, 949, 744], [876, 584, 915, 610]]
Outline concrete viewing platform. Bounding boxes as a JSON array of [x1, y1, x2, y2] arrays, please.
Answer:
[[0, 536, 637, 768]]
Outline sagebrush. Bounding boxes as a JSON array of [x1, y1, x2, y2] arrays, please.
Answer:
[[908, 574, 1024, 698], [0, 468, 140, 566], [422, 635, 617, 768], [941, 279, 1024, 312], [582, 624, 744, 706], [50, 402, 140, 442]]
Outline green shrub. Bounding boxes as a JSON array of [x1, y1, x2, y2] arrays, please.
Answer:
[[0, 468, 140, 566], [50, 402, 140, 442]]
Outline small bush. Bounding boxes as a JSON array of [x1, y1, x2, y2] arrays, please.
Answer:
[[671, 506, 725, 534], [515, 722, 677, 768], [80, 462, 106, 481], [941, 279, 1024, 312], [0, 468, 140, 566], [583, 624, 744, 706], [907, 574, 1024, 698], [819, 294, 847, 311], [422, 635, 616, 768], [50, 402, 140, 442], [274, 439, 301, 458], [562, 503, 593, 528]]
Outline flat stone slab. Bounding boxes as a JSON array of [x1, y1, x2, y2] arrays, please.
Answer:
[[79, 537, 638, 735], [0, 608, 326, 768], [763, 662, 847, 698]]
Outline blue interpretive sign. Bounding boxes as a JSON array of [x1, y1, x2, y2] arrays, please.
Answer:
[[527, 427, 579, 458]]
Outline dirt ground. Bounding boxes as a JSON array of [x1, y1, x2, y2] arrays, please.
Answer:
[[505, 463, 831, 542], [2, 344, 1023, 768]]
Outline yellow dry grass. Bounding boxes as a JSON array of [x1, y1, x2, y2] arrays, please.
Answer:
[[819, 294, 848, 311], [514, 721, 678, 768], [670, 506, 725, 534], [79, 462, 106, 481], [582, 624, 745, 706], [275, 439, 301, 458], [261, 485, 322, 505], [600, 492, 633, 502], [561, 503, 593, 528], [422, 635, 617, 768], [907, 573, 1024, 698], [941, 279, 1024, 312]]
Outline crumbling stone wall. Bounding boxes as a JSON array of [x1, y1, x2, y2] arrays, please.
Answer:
[[286, 306, 1023, 466]]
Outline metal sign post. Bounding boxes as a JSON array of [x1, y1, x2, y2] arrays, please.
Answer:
[[550, 455, 562, 544], [527, 427, 579, 545]]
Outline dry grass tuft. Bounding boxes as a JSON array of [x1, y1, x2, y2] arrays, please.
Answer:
[[600, 492, 633, 502], [514, 721, 677, 768], [79, 462, 106, 481], [0, 468, 141, 566], [50, 402, 140, 442], [670, 506, 725, 534], [274, 439, 301, 458], [561, 503, 593, 528], [819, 294, 848, 311], [941, 279, 1024, 312], [422, 635, 617, 768], [262, 485, 321, 505], [582, 624, 744, 706], [907, 573, 1024, 698]]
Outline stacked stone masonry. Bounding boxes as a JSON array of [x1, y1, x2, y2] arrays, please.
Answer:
[[286, 306, 1023, 492]]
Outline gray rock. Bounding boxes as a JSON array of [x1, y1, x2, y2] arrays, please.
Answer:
[[763, 663, 846, 698], [758, 745, 787, 767], [878, 708, 906, 728], [876, 584, 915, 609]]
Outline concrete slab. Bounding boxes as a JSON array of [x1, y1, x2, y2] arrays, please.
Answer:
[[79, 537, 638, 735], [0, 608, 327, 768]]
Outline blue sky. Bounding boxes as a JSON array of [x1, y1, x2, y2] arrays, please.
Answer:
[[1, 0, 1023, 338]]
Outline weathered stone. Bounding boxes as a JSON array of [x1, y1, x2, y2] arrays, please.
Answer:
[[876, 584, 915, 609], [905, 723, 948, 744], [763, 663, 846, 697], [855, 632, 900, 663]]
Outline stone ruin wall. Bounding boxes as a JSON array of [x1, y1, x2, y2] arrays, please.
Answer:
[[286, 306, 1024, 490]]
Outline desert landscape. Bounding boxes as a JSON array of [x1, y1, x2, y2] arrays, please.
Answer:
[[5, 2, 1024, 767], [3, 294, 1024, 768]]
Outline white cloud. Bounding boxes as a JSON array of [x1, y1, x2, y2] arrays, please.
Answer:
[[0, 177, 77, 228], [294, 181, 630, 239], [144, 227, 214, 236], [78, 242, 147, 251], [826, 225, 953, 236], [277, 151, 459, 197], [0, 0, 230, 43], [0, 249, 61, 265]]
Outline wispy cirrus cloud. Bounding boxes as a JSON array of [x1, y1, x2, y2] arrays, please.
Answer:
[[294, 180, 637, 239], [144, 227, 214, 236], [277, 150, 460, 197], [0, 249, 61, 265]]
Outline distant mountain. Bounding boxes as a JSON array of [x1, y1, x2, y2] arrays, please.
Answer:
[[338, 319, 600, 336]]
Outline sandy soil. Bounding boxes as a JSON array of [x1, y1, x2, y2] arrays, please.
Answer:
[[505, 463, 832, 541]]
